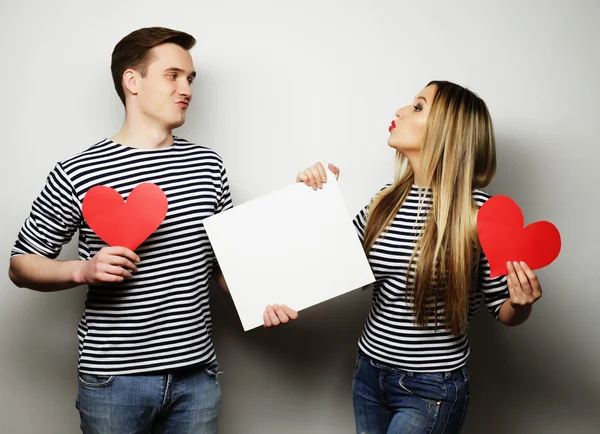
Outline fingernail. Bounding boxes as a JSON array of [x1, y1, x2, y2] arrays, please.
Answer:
[[513, 261, 519, 267]]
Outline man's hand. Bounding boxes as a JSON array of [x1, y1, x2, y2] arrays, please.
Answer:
[[77, 246, 139, 285]]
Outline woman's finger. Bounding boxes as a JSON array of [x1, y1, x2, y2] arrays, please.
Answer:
[[507, 262, 524, 304], [297, 172, 310, 185], [520, 262, 542, 298], [315, 162, 327, 183], [272, 304, 290, 324], [512, 261, 532, 294], [263, 310, 272, 327], [309, 166, 323, 189], [281, 305, 299, 320], [266, 305, 280, 326], [305, 170, 319, 190], [328, 163, 340, 180]]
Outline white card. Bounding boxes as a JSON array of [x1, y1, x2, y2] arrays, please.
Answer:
[[203, 171, 375, 331]]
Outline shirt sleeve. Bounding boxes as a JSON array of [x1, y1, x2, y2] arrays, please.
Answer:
[[352, 184, 391, 243], [352, 204, 369, 244], [11, 163, 81, 259], [215, 161, 233, 215], [210, 158, 233, 270], [478, 251, 510, 320]]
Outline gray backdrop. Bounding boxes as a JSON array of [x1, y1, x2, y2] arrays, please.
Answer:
[[1, 0, 598, 433]]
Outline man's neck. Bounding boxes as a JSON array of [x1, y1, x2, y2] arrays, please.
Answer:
[[111, 114, 174, 150]]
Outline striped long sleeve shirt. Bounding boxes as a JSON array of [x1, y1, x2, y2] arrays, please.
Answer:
[[11, 137, 233, 375], [353, 185, 509, 372]]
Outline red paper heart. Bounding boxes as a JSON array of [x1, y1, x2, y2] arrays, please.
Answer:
[[82, 183, 168, 251], [477, 195, 561, 278]]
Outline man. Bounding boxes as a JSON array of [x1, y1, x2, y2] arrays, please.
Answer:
[[9, 27, 231, 433]]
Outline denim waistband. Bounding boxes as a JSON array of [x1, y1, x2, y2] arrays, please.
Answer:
[[357, 348, 468, 380]]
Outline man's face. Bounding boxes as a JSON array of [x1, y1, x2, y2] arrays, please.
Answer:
[[132, 43, 196, 129]]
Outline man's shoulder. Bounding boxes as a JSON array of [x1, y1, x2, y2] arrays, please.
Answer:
[[58, 138, 118, 170], [173, 137, 224, 162], [55, 137, 226, 182]]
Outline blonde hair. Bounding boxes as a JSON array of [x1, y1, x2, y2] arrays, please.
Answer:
[[362, 81, 496, 335]]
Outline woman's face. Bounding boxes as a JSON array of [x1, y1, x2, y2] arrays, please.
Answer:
[[387, 84, 437, 154]]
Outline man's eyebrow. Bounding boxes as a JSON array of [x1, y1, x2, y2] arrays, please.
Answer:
[[165, 67, 196, 78]]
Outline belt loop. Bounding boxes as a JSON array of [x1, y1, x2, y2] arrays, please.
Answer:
[[443, 371, 452, 380]]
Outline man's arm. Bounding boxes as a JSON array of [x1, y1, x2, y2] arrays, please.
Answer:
[[9, 255, 85, 292], [212, 266, 229, 293], [9, 247, 139, 292]]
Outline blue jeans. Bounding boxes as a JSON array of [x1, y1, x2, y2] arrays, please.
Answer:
[[352, 350, 470, 434], [76, 360, 222, 434]]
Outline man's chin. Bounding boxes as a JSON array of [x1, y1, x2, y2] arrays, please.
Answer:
[[168, 117, 186, 130]]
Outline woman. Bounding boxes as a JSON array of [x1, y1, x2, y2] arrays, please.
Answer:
[[264, 81, 542, 434]]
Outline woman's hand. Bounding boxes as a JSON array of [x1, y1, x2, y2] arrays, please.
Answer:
[[263, 304, 299, 327], [296, 162, 340, 190], [506, 261, 542, 310]]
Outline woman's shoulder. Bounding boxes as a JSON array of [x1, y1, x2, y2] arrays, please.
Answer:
[[472, 188, 492, 208], [379, 183, 393, 192], [369, 183, 393, 200]]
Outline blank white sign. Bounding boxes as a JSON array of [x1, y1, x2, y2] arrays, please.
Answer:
[[203, 174, 375, 331]]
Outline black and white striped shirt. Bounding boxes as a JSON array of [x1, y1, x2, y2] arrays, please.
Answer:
[[11, 138, 232, 375], [353, 185, 509, 372]]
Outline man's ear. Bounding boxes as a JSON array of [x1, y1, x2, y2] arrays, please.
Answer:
[[122, 69, 140, 98]]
